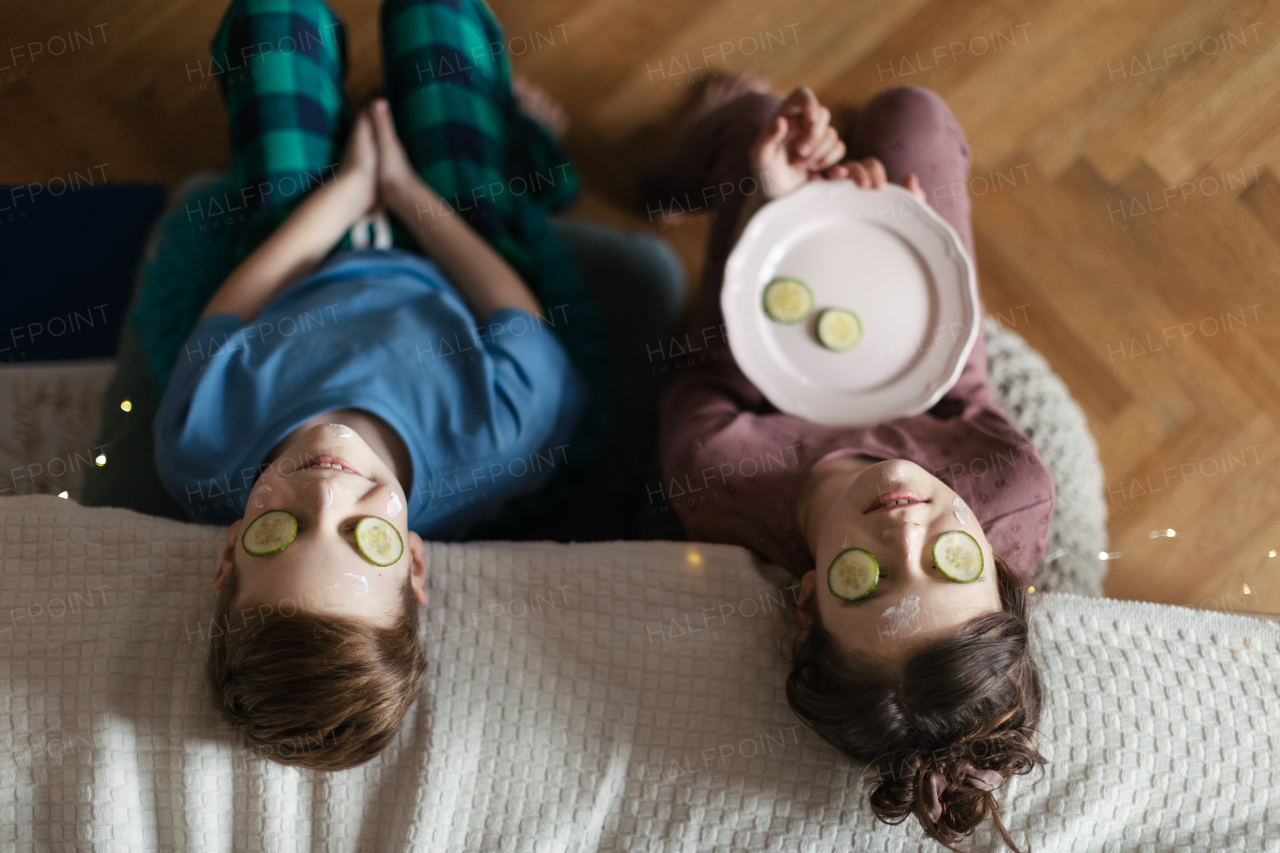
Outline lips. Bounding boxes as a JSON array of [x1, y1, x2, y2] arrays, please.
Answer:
[[866, 489, 926, 513], [299, 454, 365, 477]]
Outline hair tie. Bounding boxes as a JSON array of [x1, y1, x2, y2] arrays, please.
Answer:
[[924, 768, 1004, 823]]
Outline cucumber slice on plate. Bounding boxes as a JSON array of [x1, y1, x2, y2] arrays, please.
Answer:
[[933, 530, 984, 582], [242, 510, 297, 557], [762, 278, 813, 324], [827, 548, 879, 601], [816, 308, 862, 352], [355, 516, 404, 566]]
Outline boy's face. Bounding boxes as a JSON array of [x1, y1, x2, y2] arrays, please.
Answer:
[[213, 423, 428, 625]]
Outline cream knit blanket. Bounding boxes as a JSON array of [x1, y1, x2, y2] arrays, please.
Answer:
[[1, 495, 1276, 852]]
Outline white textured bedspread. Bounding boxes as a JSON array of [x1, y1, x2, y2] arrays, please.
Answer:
[[1, 495, 1277, 852]]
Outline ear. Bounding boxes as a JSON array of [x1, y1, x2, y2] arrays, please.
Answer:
[[407, 530, 428, 605], [213, 519, 244, 590], [796, 569, 816, 642]]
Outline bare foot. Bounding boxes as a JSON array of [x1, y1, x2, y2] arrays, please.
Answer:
[[513, 76, 569, 142], [689, 72, 772, 123], [648, 73, 773, 223]]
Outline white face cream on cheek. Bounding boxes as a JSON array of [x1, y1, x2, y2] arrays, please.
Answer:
[[249, 482, 271, 509], [325, 423, 354, 438], [953, 496, 971, 526], [386, 492, 403, 517]]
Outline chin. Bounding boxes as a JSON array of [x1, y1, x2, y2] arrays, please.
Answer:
[[859, 459, 932, 488], [263, 431, 368, 482], [848, 459, 958, 513], [297, 424, 370, 454]]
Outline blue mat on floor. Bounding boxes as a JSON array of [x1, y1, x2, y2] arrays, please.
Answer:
[[0, 183, 165, 362]]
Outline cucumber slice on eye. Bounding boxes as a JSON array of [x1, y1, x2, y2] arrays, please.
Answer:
[[762, 278, 814, 324], [355, 516, 404, 567], [933, 530, 984, 582], [816, 308, 862, 352], [242, 510, 298, 557], [827, 548, 879, 601]]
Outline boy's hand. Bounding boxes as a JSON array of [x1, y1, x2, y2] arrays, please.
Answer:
[[337, 106, 379, 215], [370, 98, 422, 214], [749, 87, 845, 200], [820, 156, 927, 202]]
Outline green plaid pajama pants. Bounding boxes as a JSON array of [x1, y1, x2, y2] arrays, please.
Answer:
[[130, 0, 612, 523]]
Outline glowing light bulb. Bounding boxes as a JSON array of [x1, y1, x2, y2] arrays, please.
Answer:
[[685, 547, 704, 568], [1027, 586, 1035, 593], [1147, 529, 1176, 539], [1243, 583, 1252, 595], [57, 491, 68, 499], [119, 399, 132, 412], [1097, 551, 1122, 561], [1270, 550, 1276, 559], [94, 454, 106, 466]]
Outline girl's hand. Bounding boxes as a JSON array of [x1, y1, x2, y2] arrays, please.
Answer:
[[369, 98, 422, 213], [821, 156, 928, 203], [337, 106, 380, 215], [749, 87, 846, 200]]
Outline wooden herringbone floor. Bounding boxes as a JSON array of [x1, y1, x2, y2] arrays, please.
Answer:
[[2, 0, 1278, 615]]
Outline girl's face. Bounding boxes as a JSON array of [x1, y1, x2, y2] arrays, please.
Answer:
[[798, 460, 1001, 667]]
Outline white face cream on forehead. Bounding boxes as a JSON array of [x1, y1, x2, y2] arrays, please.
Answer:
[[319, 483, 334, 508], [336, 572, 369, 596], [880, 594, 923, 637]]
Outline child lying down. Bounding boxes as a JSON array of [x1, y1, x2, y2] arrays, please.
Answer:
[[154, 0, 596, 771]]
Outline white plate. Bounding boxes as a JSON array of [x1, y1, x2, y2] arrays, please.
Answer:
[[721, 181, 978, 427]]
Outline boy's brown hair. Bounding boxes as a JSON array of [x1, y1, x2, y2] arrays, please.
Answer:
[[206, 562, 428, 771]]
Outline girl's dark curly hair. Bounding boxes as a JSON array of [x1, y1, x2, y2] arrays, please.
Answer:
[[786, 554, 1046, 852]]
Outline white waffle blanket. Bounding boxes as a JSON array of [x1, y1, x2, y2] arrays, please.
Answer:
[[2, 495, 1277, 852]]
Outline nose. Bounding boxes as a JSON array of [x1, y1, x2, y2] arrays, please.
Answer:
[[303, 476, 353, 514], [880, 519, 927, 575]]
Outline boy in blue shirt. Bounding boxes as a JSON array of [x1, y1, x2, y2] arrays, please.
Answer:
[[159, 0, 605, 771]]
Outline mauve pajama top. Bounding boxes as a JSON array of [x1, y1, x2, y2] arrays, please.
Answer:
[[650, 90, 1055, 579], [656, 330, 1055, 579]]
